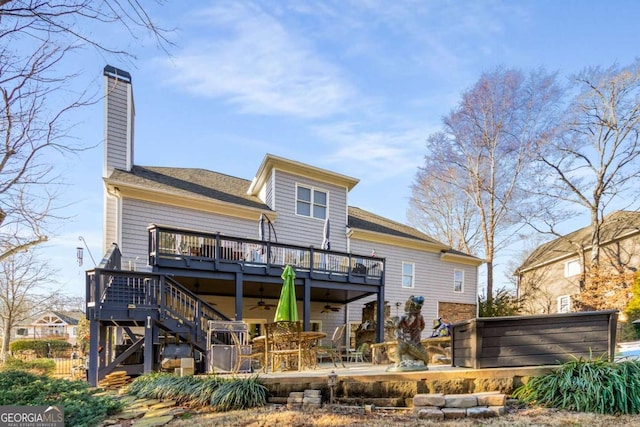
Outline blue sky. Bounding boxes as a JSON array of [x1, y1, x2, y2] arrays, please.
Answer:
[[47, 0, 640, 298]]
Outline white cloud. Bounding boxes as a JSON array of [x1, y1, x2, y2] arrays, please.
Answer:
[[163, 2, 355, 118], [313, 120, 436, 182]]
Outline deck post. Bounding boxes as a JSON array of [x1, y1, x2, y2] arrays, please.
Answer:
[[376, 287, 385, 343], [88, 318, 99, 386], [144, 316, 154, 373], [234, 272, 243, 320], [303, 278, 311, 330]]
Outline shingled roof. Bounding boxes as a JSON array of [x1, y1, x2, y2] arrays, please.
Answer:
[[518, 210, 640, 272], [52, 311, 85, 325], [348, 206, 443, 244], [108, 166, 269, 210]]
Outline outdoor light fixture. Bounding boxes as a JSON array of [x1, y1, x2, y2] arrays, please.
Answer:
[[327, 370, 338, 404]]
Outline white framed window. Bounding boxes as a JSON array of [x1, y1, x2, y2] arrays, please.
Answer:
[[16, 328, 28, 336], [454, 269, 464, 293], [296, 185, 327, 219], [402, 262, 415, 288], [557, 295, 571, 313], [564, 259, 581, 277]]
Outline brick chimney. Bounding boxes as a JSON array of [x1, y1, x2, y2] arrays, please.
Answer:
[[103, 65, 134, 178]]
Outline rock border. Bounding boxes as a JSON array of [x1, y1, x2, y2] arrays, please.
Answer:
[[413, 391, 506, 420]]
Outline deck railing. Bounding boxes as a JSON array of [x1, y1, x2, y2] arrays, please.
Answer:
[[148, 225, 384, 279], [87, 246, 228, 351]]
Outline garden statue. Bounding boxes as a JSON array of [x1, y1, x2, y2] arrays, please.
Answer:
[[387, 295, 430, 372], [431, 317, 452, 337]]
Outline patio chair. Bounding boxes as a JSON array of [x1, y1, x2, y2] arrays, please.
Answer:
[[317, 324, 346, 368], [265, 320, 303, 372], [347, 342, 369, 363], [230, 330, 265, 373]]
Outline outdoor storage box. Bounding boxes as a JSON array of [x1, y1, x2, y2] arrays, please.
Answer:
[[451, 310, 618, 368]]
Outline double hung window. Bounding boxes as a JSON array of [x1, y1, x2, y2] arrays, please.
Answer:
[[454, 269, 464, 293], [402, 262, 415, 288], [296, 185, 327, 219]]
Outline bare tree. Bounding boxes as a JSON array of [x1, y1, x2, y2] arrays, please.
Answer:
[[0, 1, 171, 261], [532, 61, 640, 269], [50, 295, 86, 313], [409, 167, 482, 255], [411, 67, 562, 298], [0, 251, 58, 360]]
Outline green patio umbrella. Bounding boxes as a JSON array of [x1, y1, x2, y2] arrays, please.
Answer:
[[274, 265, 298, 322]]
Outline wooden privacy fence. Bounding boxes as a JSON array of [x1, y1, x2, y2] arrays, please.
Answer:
[[451, 310, 618, 369]]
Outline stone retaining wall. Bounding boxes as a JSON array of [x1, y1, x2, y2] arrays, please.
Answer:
[[285, 390, 322, 410], [413, 392, 506, 420]]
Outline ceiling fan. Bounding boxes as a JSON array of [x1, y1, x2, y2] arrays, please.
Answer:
[[249, 287, 276, 311], [321, 292, 340, 313]]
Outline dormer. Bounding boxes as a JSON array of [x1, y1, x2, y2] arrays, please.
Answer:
[[247, 154, 359, 250], [248, 153, 359, 209]]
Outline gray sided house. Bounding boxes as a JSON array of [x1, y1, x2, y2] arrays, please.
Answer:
[[88, 66, 481, 384], [515, 210, 640, 315]]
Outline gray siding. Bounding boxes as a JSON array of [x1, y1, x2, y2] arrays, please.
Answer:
[[119, 198, 260, 270], [103, 194, 118, 254], [271, 170, 348, 251], [264, 170, 274, 209], [347, 238, 478, 341], [104, 75, 131, 176]]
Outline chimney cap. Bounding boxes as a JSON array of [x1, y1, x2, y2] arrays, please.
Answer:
[[103, 65, 132, 83]]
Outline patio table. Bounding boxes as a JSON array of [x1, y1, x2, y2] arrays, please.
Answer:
[[253, 331, 326, 371]]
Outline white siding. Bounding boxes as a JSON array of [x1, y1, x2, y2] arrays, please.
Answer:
[[271, 170, 348, 251]]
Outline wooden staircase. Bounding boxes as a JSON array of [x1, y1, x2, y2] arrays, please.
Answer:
[[86, 244, 229, 385]]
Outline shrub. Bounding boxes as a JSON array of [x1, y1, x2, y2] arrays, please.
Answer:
[[0, 370, 122, 426], [478, 287, 522, 317], [513, 355, 640, 414], [10, 339, 72, 357], [2, 356, 56, 375]]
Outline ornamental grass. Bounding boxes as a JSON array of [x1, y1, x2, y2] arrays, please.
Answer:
[[126, 373, 268, 411], [513, 355, 640, 415]]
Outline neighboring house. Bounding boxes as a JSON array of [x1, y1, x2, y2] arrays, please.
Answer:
[[515, 211, 640, 315], [13, 311, 84, 346], [88, 66, 482, 382]]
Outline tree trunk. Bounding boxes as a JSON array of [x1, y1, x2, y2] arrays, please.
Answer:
[[1, 317, 12, 362], [590, 209, 602, 269], [486, 260, 494, 300]]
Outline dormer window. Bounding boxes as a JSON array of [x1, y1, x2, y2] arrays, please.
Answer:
[[296, 185, 327, 219]]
